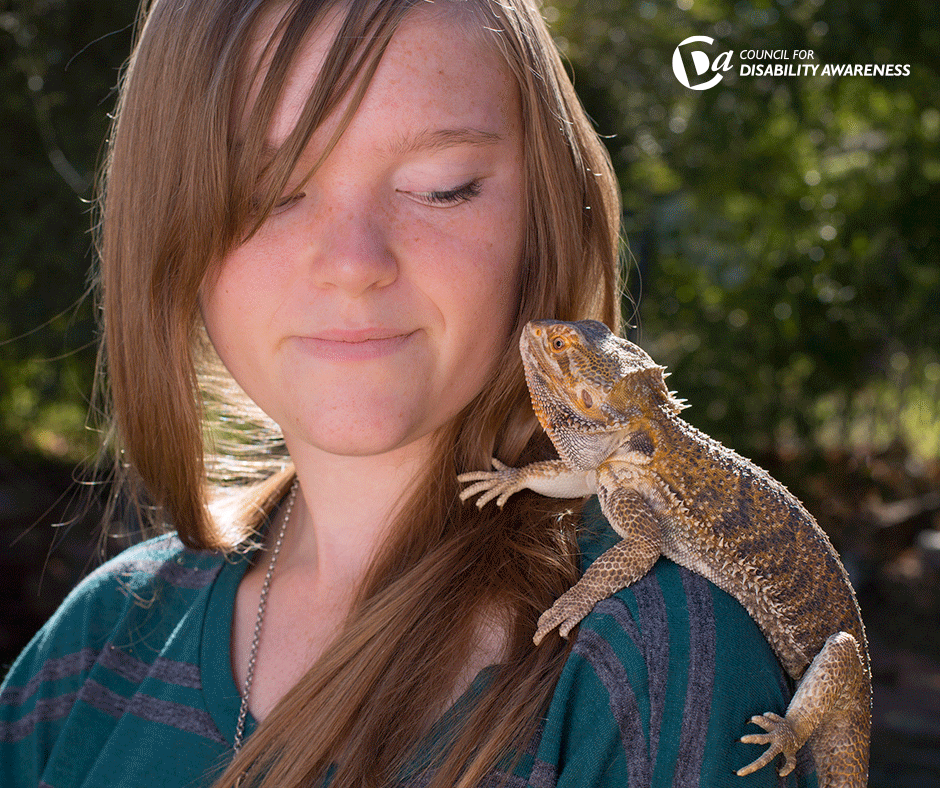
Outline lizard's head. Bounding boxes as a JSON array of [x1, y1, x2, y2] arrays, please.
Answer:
[[520, 320, 684, 469]]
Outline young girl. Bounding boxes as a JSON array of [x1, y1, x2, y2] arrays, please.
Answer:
[[1, 1, 815, 786]]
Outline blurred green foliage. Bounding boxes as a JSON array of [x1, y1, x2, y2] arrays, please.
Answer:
[[548, 0, 940, 458], [1, 0, 135, 461], [1, 0, 938, 464]]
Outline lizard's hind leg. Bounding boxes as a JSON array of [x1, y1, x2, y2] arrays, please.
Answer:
[[808, 705, 871, 788], [737, 631, 869, 788]]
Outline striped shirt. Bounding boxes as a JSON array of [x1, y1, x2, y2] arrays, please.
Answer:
[[0, 498, 816, 787]]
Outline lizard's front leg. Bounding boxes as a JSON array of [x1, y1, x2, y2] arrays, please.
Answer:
[[458, 458, 595, 509], [534, 487, 663, 644]]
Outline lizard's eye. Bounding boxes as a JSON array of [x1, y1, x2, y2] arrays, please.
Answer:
[[581, 390, 593, 409], [551, 337, 567, 351]]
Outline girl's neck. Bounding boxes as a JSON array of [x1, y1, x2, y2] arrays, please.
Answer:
[[277, 432, 435, 588]]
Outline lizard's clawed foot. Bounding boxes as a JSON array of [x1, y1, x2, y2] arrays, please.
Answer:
[[457, 459, 523, 508], [533, 590, 593, 645], [737, 712, 799, 777]]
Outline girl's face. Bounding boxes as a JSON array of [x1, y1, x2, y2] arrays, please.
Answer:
[[200, 6, 525, 460]]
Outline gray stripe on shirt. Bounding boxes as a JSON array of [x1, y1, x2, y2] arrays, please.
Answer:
[[0, 648, 99, 706], [81, 679, 225, 744], [590, 572, 670, 784], [633, 572, 669, 776], [0, 691, 80, 742], [84, 539, 222, 591], [107, 559, 220, 589], [527, 757, 559, 788], [674, 567, 715, 788], [573, 628, 651, 786], [99, 647, 202, 689]]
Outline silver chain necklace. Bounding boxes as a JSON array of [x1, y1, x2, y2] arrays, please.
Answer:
[[233, 477, 299, 753]]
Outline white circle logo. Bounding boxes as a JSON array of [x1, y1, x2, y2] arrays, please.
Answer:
[[672, 36, 733, 90]]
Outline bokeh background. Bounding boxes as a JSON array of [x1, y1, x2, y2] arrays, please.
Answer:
[[2, 0, 938, 783]]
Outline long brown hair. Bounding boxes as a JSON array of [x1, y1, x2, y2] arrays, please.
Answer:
[[95, 0, 622, 786]]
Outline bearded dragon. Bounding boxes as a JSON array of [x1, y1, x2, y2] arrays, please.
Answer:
[[458, 319, 870, 788]]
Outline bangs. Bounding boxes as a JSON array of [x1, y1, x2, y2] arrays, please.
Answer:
[[226, 0, 420, 247]]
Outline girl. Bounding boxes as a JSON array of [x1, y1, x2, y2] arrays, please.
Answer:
[[0, 1, 814, 786]]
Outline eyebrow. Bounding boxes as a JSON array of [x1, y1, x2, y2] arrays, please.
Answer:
[[385, 127, 504, 157], [248, 127, 503, 173]]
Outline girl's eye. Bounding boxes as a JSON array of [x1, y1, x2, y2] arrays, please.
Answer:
[[272, 192, 305, 214], [406, 179, 482, 207]]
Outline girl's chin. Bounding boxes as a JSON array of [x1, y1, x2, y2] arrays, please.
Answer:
[[280, 416, 437, 461]]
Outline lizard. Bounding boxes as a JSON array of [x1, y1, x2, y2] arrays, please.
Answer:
[[458, 319, 871, 788]]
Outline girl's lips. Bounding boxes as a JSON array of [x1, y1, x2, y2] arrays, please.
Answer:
[[292, 330, 417, 361]]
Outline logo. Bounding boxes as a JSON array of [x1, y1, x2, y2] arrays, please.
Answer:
[[672, 36, 734, 90], [670, 40, 911, 89]]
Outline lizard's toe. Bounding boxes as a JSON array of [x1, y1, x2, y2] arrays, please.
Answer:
[[737, 713, 798, 777], [533, 608, 565, 645], [534, 594, 593, 645]]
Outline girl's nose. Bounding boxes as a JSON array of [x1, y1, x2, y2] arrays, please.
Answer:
[[304, 199, 398, 297]]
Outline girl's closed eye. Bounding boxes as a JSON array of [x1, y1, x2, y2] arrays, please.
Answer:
[[247, 190, 305, 219], [272, 191, 305, 214], [404, 179, 482, 207], [265, 180, 482, 216]]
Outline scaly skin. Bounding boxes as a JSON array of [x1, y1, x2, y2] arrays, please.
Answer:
[[458, 319, 871, 788]]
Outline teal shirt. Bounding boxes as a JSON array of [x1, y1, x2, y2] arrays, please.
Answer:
[[1, 499, 816, 787]]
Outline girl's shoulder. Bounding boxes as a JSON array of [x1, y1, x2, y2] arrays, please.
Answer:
[[0, 533, 244, 787], [44, 532, 229, 632], [534, 497, 817, 786], [78, 532, 229, 599], [3, 533, 231, 688], [573, 495, 786, 666]]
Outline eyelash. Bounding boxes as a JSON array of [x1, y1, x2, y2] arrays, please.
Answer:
[[272, 193, 304, 214], [265, 178, 483, 216], [412, 179, 482, 206]]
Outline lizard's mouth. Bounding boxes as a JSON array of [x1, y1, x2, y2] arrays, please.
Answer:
[[519, 320, 558, 373]]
